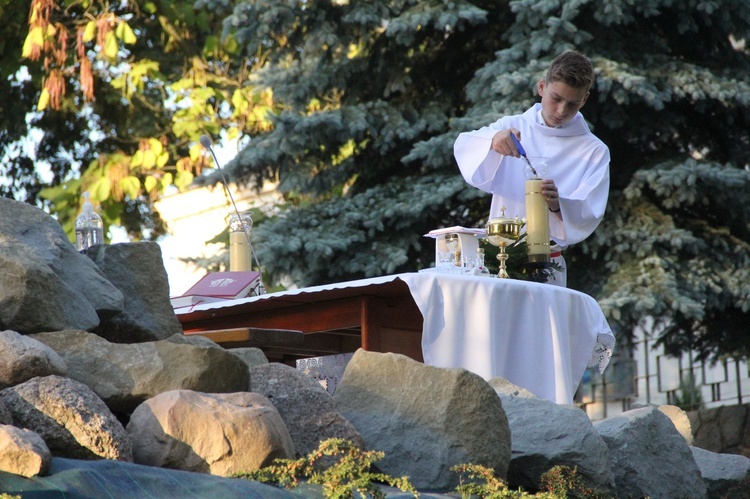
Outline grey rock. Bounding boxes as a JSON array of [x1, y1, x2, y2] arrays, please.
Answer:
[[0, 330, 67, 389], [249, 362, 364, 457], [333, 349, 511, 491], [0, 375, 132, 461], [0, 198, 123, 333], [0, 457, 298, 497], [31, 330, 249, 413], [691, 446, 750, 498], [228, 347, 269, 369], [0, 424, 51, 477], [127, 390, 294, 476], [690, 403, 750, 455], [0, 398, 11, 425], [166, 333, 221, 348], [595, 405, 707, 498], [488, 377, 537, 398], [716, 404, 748, 450], [494, 388, 614, 495], [85, 242, 183, 342]]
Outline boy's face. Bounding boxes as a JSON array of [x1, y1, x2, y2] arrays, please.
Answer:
[[537, 79, 589, 127]]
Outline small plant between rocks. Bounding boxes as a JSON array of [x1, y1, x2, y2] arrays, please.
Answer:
[[452, 463, 602, 498], [235, 437, 419, 498], [237, 438, 602, 498]]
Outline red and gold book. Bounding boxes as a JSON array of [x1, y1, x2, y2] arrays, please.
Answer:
[[171, 271, 261, 308]]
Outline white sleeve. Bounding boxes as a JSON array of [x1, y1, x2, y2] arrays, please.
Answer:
[[453, 125, 504, 192], [550, 146, 610, 247]]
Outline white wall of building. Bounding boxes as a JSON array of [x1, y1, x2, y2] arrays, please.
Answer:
[[580, 322, 750, 420], [154, 181, 280, 296]]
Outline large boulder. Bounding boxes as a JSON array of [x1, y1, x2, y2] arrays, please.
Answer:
[[491, 378, 614, 495], [30, 330, 249, 414], [0, 330, 67, 389], [333, 349, 511, 491], [228, 347, 269, 370], [0, 198, 123, 333], [690, 446, 750, 498], [249, 362, 364, 457], [84, 242, 183, 342], [0, 375, 133, 462], [0, 424, 51, 477], [658, 404, 694, 445], [594, 405, 707, 498], [0, 398, 11, 425], [690, 403, 750, 456], [127, 390, 294, 476]]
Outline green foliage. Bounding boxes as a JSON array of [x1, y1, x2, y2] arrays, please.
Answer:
[[236, 438, 418, 499], [452, 463, 523, 498], [539, 465, 601, 499], [452, 463, 602, 498], [589, 160, 750, 361], [480, 234, 561, 283], [224, 0, 750, 362], [7, 0, 750, 361], [239, 439, 597, 498], [7, 0, 275, 242]]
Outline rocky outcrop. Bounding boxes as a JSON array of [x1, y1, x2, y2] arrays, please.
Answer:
[[0, 424, 51, 477], [0, 198, 748, 496], [659, 403, 695, 444], [126, 390, 294, 476], [493, 383, 614, 494], [30, 330, 249, 413], [249, 362, 364, 457], [690, 402, 750, 457], [333, 349, 512, 491], [0, 330, 67, 389], [691, 446, 750, 498], [229, 346, 270, 370], [0, 398, 11, 425], [0, 375, 132, 462], [0, 198, 124, 333], [84, 242, 183, 343], [595, 405, 707, 498]]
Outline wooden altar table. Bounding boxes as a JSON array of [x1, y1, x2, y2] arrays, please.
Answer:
[[175, 272, 614, 404]]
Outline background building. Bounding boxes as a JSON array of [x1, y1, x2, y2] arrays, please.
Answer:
[[154, 181, 279, 297]]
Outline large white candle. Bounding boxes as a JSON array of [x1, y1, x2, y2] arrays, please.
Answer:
[[229, 231, 252, 271], [525, 179, 550, 260]]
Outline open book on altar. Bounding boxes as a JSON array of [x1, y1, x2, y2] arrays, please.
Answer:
[[170, 270, 261, 309]]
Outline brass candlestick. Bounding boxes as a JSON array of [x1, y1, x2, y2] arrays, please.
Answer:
[[485, 207, 522, 278]]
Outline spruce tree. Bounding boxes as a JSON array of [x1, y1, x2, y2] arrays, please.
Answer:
[[215, 0, 749, 362]]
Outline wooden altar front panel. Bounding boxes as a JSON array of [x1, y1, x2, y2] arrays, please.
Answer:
[[176, 278, 424, 365]]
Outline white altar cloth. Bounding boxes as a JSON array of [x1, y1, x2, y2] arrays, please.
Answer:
[[399, 272, 614, 404], [179, 272, 614, 404]]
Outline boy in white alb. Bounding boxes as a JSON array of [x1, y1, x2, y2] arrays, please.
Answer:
[[453, 51, 610, 286]]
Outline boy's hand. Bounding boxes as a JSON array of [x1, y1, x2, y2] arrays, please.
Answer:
[[491, 129, 522, 157], [542, 179, 561, 213]]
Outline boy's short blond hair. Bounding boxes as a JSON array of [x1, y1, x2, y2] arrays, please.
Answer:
[[545, 51, 595, 91]]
